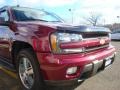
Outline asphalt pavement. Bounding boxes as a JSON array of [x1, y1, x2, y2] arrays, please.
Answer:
[[0, 41, 120, 90]]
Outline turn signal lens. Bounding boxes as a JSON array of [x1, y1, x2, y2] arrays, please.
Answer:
[[50, 34, 57, 52]]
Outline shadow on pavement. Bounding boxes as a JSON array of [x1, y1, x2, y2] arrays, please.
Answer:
[[0, 68, 84, 90], [46, 82, 84, 90], [0, 70, 20, 90]]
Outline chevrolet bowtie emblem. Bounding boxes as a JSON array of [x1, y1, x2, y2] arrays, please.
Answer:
[[100, 39, 105, 45]]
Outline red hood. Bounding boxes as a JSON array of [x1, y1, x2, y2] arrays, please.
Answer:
[[16, 21, 110, 34], [16, 21, 75, 28]]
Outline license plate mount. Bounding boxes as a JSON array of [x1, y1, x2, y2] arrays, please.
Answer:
[[105, 59, 112, 67]]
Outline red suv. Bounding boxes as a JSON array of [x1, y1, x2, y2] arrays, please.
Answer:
[[0, 6, 116, 90]]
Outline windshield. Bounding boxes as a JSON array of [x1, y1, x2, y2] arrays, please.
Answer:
[[12, 7, 64, 22]]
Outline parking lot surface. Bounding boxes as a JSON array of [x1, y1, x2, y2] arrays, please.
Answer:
[[0, 41, 120, 90]]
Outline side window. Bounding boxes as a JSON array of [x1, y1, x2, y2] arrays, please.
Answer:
[[0, 10, 9, 21], [0, 10, 9, 39]]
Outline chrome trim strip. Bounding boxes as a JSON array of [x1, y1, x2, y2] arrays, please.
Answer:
[[85, 44, 109, 52]]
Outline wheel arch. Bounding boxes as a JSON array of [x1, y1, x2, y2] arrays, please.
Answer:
[[11, 41, 37, 69]]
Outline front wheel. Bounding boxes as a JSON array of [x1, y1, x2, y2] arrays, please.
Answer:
[[16, 49, 45, 90]]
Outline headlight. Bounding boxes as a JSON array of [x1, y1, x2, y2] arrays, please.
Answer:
[[50, 32, 83, 53]]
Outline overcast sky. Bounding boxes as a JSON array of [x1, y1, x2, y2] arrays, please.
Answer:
[[0, 0, 120, 24]]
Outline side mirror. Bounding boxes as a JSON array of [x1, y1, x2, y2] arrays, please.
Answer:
[[0, 17, 9, 26]]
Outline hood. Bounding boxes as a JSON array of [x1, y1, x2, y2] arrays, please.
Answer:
[[57, 24, 110, 34], [17, 21, 110, 34]]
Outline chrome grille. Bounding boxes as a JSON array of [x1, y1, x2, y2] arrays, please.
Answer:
[[85, 44, 109, 52], [82, 32, 109, 39], [81, 32, 110, 52]]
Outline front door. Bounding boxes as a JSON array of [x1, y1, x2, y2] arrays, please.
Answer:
[[0, 10, 12, 62]]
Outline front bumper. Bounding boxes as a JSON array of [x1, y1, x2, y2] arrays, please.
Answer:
[[36, 46, 116, 85], [45, 53, 116, 86]]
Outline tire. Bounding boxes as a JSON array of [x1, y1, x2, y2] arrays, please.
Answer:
[[16, 49, 45, 90]]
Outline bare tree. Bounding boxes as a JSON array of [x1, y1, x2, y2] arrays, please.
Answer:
[[84, 12, 102, 26]]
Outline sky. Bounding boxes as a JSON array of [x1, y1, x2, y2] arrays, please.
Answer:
[[0, 0, 120, 25]]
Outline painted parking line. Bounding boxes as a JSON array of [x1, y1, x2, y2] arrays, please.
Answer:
[[0, 66, 17, 79]]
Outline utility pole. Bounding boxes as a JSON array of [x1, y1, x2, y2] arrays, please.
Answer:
[[117, 16, 120, 23], [103, 19, 106, 26], [16, 0, 19, 6], [69, 8, 74, 24]]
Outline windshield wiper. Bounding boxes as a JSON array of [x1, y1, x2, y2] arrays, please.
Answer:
[[33, 19, 49, 22], [21, 19, 49, 22], [49, 21, 61, 22]]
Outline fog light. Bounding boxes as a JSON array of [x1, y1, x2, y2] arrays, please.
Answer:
[[66, 67, 77, 75], [63, 48, 84, 53]]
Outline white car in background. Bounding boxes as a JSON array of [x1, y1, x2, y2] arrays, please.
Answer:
[[111, 30, 120, 40]]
